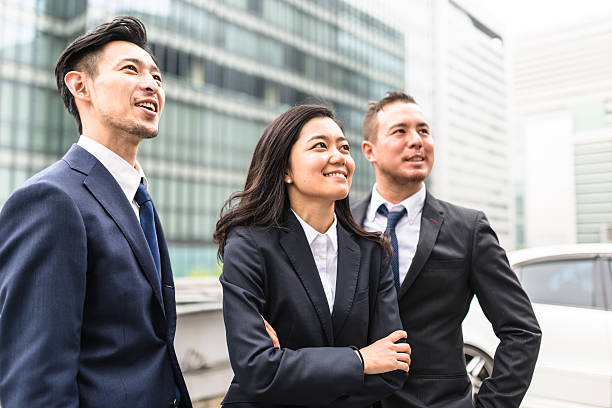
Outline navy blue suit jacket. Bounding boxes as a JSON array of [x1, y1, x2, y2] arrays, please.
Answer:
[[219, 211, 407, 407], [0, 145, 191, 407]]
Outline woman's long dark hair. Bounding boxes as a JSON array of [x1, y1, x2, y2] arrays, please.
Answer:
[[214, 104, 390, 261]]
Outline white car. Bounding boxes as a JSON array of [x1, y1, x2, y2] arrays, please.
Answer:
[[462, 244, 612, 408]]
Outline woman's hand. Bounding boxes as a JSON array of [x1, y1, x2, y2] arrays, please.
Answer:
[[358, 330, 411, 374], [262, 316, 280, 348]]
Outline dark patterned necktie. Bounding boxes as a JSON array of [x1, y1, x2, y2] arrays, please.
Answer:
[[134, 179, 161, 290], [378, 204, 407, 292]]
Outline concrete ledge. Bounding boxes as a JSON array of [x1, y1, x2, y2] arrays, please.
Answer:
[[175, 281, 231, 402]]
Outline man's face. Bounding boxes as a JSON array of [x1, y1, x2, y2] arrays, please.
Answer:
[[86, 40, 164, 140], [363, 102, 434, 186]]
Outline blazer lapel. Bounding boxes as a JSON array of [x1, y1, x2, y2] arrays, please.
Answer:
[[397, 193, 444, 300], [155, 210, 171, 320], [279, 212, 334, 345], [65, 145, 166, 313], [331, 223, 360, 339]]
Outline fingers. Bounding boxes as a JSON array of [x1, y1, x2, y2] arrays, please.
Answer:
[[262, 316, 280, 348], [396, 351, 411, 365], [395, 360, 410, 372], [393, 342, 411, 354], [386, 330, 408, 343]]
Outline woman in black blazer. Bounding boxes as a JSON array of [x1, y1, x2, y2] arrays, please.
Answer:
[[214, 105, 411, 407]]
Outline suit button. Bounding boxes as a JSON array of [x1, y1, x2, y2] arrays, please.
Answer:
[[169, 398, 177, 408]]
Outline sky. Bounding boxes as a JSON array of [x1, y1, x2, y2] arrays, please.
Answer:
[[352, 0, 612, 39], [499, 0, 612, 35]]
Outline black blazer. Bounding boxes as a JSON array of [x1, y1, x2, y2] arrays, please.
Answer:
[[0, 145, 191, 407], [352, 192, 541, 408], [219, 211, 407, 407]]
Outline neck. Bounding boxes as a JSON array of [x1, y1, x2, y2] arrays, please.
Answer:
[[82, 125, 140, 166], [290, 198, 335, 233], [375, 177, 423, 205]]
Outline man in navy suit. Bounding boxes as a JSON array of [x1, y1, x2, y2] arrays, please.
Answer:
[[0, 17, 191, 407], [351, 92, 541, 408]]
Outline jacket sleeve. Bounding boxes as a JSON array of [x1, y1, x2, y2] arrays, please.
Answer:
[[329, 249, 408, 408], [0, 182, 86, 408], [469, 212, 542, 408], [220, 227, 367, 406]]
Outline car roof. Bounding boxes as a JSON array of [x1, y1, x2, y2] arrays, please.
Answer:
[[508, 243, 612, 267]]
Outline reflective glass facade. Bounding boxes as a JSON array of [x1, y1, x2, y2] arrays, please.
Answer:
[[0, 0, 405, 276]]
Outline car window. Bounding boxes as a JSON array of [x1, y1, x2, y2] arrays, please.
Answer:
[[520, 259, 596, 308]]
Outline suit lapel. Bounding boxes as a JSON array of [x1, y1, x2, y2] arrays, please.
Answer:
[[65, 145, 166, 314], [279, 212, 334, 345], [331, 223, 360, 339], [155, 210, 171, 319], [397, 193, 444, 299]]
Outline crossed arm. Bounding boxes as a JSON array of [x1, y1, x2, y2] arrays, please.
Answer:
[[221, 227, 410, 406]]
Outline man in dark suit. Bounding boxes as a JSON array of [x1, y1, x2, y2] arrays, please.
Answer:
[[351, 92, 541, 408], [0, 17, 191, 407]]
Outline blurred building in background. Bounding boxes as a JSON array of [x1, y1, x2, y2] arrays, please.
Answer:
[[514, 14, 612, 247], [0, 0, 405, 276], [429, 0, 514, 249], [0, 0, 519, 274], [356, 0, 515, 249]]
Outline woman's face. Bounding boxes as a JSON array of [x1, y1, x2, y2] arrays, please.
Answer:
[[285, 116, 355, 206]]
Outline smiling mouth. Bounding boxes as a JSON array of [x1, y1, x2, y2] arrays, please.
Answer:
[[135, 101, 157, 113], [323, 171, 347, 178], [405, 156, 425, 162]]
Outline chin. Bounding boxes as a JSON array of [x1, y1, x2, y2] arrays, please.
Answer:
[[395, 173, 427, 184], [331, 190, 350, 201], [134, 126, 159, 139]]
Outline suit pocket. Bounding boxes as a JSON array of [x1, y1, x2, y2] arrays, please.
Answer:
[[426, 258, 465, 270]]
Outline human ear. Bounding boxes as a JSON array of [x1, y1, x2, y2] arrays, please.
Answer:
[[64, 71, 90, 102], [284, 170, 293, 184], [362, 140, 376, 163]]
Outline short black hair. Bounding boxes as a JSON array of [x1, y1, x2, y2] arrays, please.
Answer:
[[54, 16, 157, 134]]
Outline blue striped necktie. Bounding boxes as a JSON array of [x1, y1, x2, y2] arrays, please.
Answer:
[[134, 179, 161, 290], [377, 204, 406, 292]]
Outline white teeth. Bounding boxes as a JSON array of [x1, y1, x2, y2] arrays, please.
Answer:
[[324, 172, 346, 178], [136, 102, 156, 112], [407, 157, 424, 162]]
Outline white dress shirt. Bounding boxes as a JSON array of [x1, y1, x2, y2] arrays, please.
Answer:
[[292, 210, 338, 313], [363, 184, 426, 286], [77, 135, 146, 219]]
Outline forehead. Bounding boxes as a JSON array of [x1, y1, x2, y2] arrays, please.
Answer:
[[97, 40, 157, 69], [298, 116, 343, 139], [377, 102, 427, 128]]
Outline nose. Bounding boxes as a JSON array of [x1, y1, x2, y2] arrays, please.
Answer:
[[141, 74, 161, 93], [406, 129, 423, 150], [329, 148, 346, 165]]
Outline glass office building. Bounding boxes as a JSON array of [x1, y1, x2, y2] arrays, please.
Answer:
[[0, 0, 405, 276]]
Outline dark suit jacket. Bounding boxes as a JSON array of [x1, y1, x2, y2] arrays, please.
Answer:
[[219, 211, 407, 407], [352, 192, 541, 408], [0, 145, 191, 408]]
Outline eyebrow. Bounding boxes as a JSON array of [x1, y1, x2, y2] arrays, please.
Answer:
[[117, 57, 161, 73], [388, 121, 430, 130], [307, 134, 348, 143]]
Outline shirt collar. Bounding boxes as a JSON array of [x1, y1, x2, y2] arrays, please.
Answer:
[[366, 183, 426, 223], [291, 209, 338, 251], [77, 135, 146, 203]]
